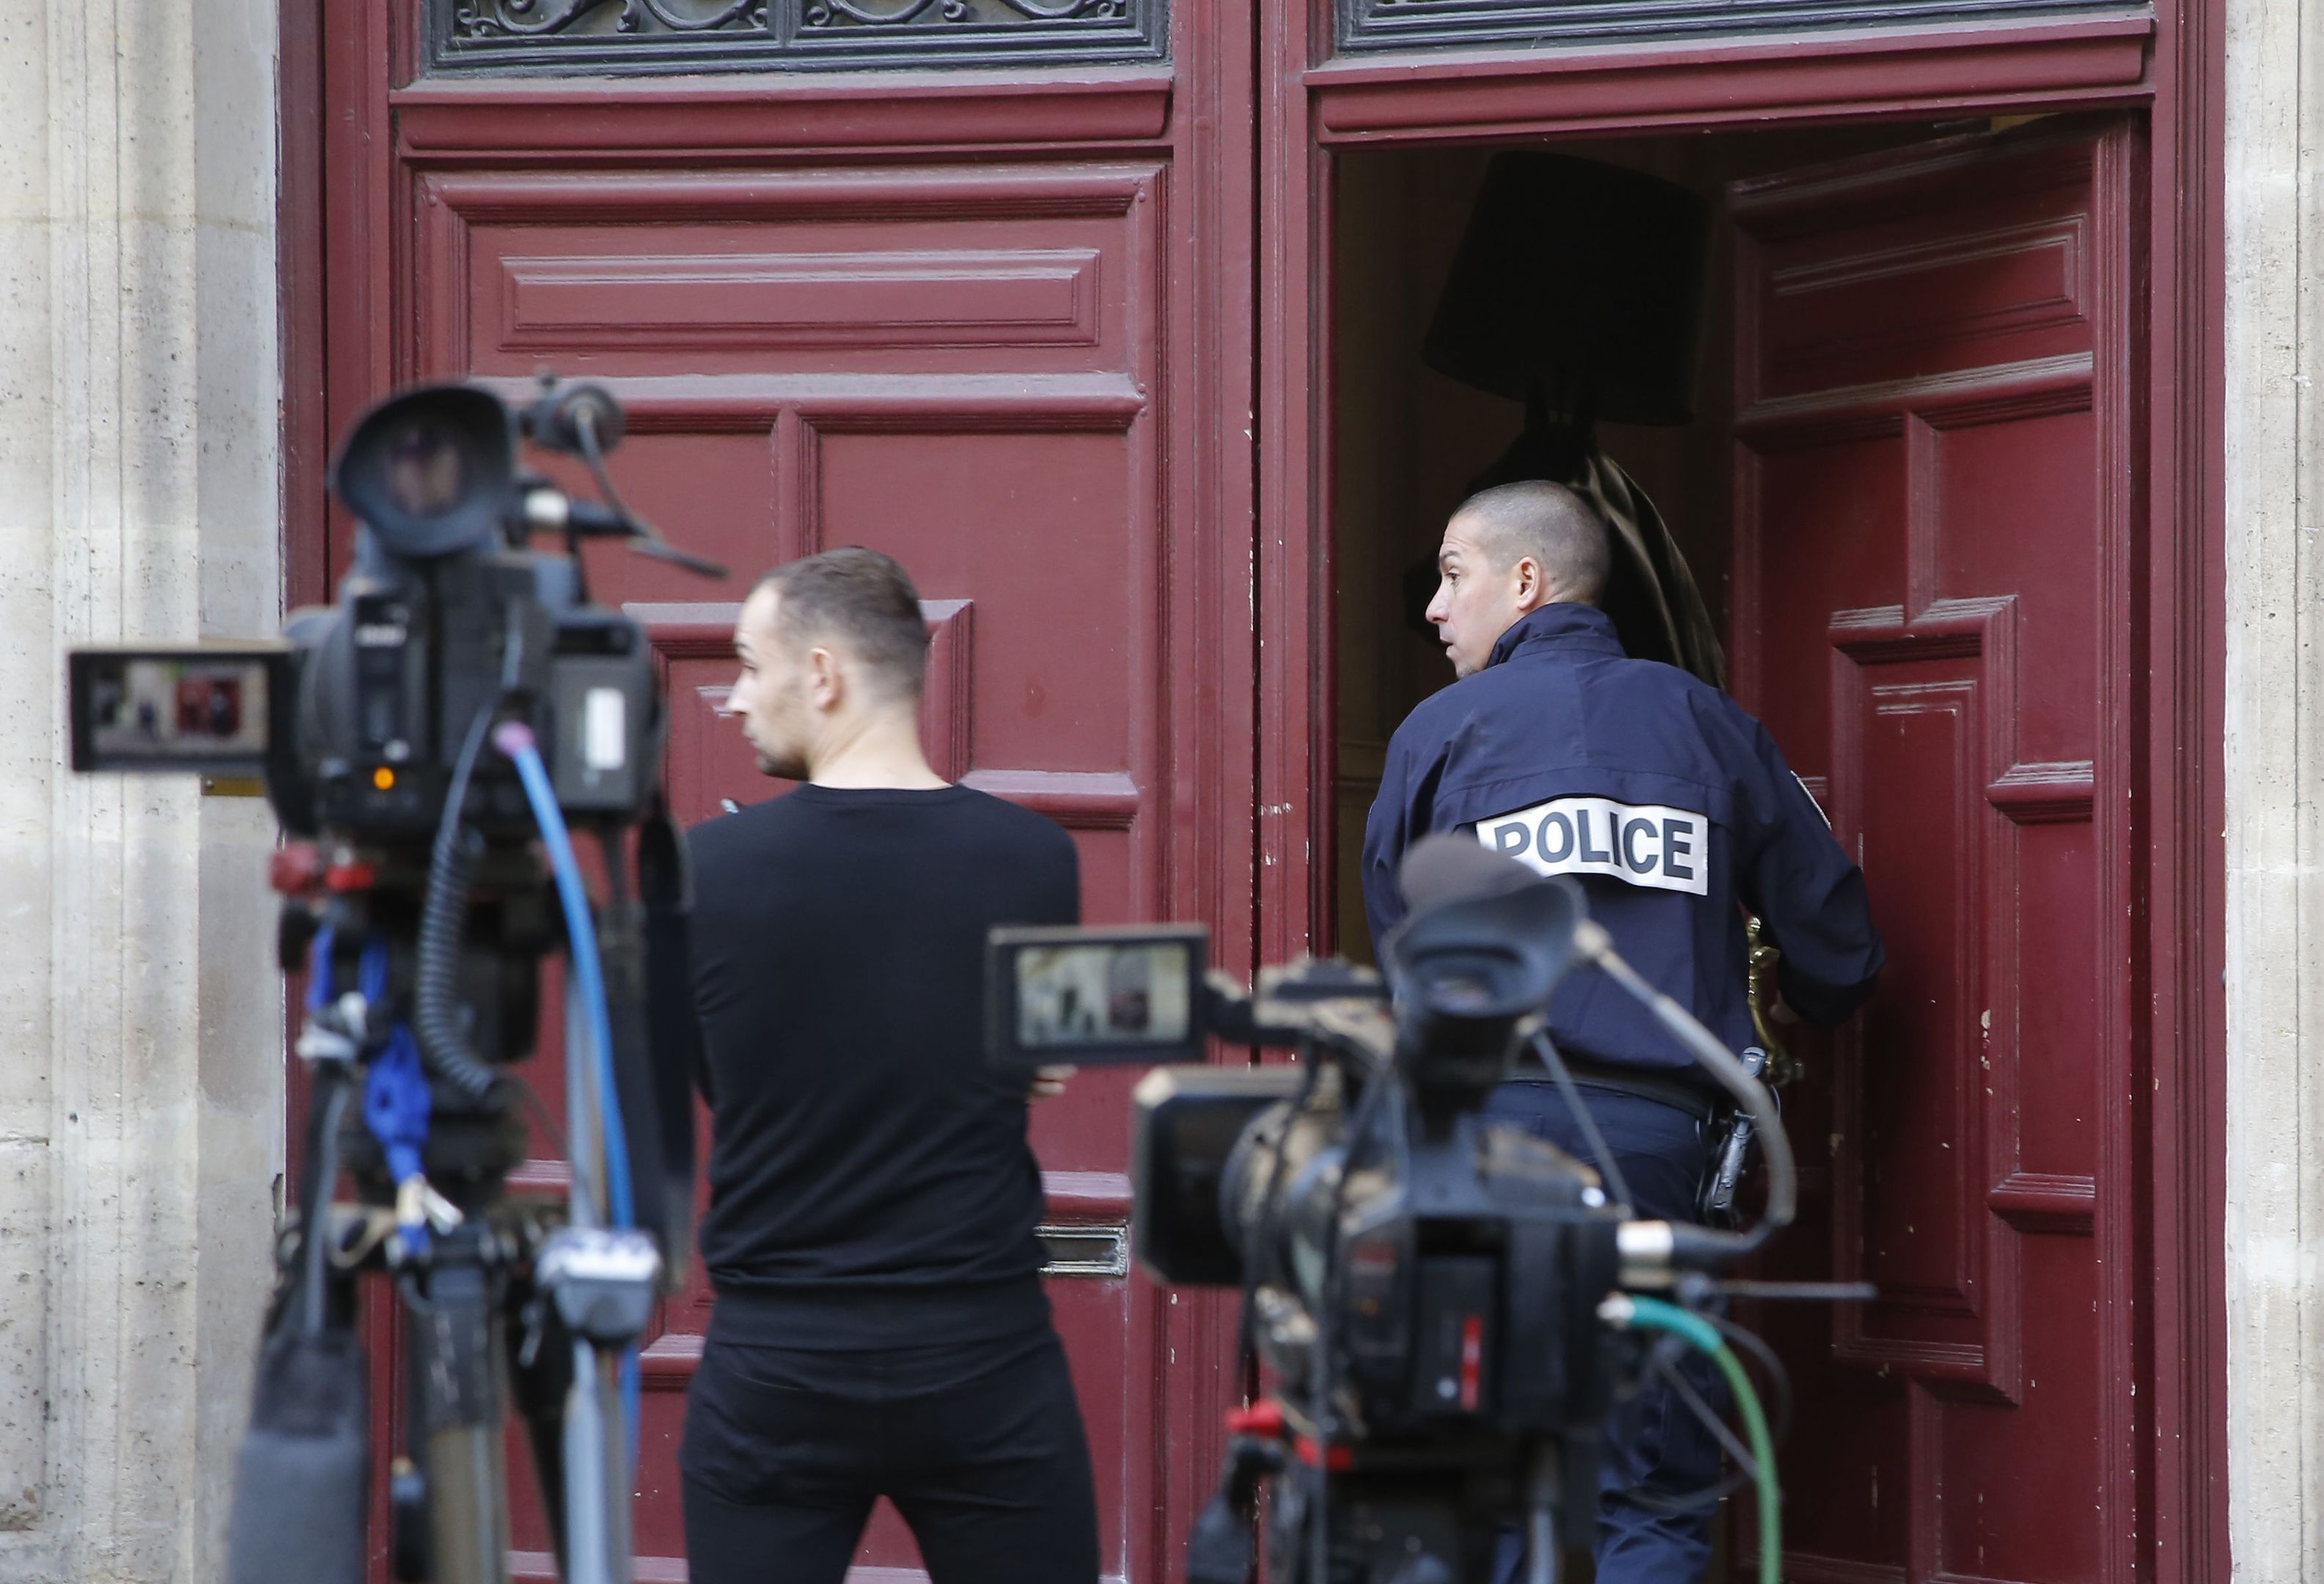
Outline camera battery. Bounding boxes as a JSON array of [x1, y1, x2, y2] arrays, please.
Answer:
[[548, 652, 648, 814]]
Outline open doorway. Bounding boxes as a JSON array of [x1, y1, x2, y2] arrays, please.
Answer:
[[1330, 122, 1947, 962], [1327, 117, 2150, 1582]]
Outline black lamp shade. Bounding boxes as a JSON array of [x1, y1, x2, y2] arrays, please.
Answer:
[[1424, 153, 1710, 427]]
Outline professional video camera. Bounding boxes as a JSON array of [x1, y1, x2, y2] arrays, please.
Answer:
[[990, 838, 1828, 1584], [68, 377, 726, 1584]]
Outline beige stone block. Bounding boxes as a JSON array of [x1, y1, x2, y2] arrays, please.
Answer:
[[0, 0, 284, 1577], [2225, 0, 2324, 1575]]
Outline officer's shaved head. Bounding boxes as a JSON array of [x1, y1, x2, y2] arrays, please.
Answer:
[[1448, 481, 1611, 606]]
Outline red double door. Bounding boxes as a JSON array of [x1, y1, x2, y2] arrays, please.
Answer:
[[312, 10, 1254, 1580], [309, 9, 2147, 1580]]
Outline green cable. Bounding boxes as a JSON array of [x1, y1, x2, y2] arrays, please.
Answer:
[[1605, 1294, 1781, 1584]]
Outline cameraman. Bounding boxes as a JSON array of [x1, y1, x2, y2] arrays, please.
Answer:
[[1361, 482, 1883, 1584], [679, 548, 1099, 1584]]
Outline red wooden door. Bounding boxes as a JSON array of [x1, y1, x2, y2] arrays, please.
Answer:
[[310, 6, 1255, 1580], [1726, 122, 2144, 1583]]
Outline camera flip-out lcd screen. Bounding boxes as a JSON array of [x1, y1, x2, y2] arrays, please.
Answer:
[[69, 648, 287, 774], [987, 925, 1208, 1068]]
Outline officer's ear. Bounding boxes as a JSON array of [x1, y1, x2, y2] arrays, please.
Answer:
[[1512, 554, 1551, 612]]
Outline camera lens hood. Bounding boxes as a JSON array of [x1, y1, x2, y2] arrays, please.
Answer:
[[1384, 835, 1586, 1016], [332, 384, 516, 560], [1382, 873, 1585, 1022]]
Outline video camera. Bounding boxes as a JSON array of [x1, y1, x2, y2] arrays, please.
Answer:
[[68, 377, 726, 1584], [70, 379, 713, 836], [989, 838, 1808, 1584]]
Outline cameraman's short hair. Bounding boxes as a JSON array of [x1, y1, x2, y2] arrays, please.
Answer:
[[1451, 480, 1611, 606], [757, 547, 929, 700]]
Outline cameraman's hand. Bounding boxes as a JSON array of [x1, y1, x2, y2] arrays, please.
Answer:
[[1030, 1066, 1075, 1102]]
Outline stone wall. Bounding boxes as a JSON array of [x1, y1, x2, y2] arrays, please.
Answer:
[[0, 4, 283, 1580], [2224, 0, 2324, 1577]]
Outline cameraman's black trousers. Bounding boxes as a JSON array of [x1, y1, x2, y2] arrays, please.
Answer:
[[680, 1326, 1100, 1584], [1485, 1083, 1723, 1584]]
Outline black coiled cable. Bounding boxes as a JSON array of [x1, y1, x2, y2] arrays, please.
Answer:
[[413, 702, 501, 1102]]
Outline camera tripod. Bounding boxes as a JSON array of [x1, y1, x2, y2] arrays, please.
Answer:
[[67, 373, 714, 1584], [240, 899, 660, 1584], [230, 758, 698, 1584]]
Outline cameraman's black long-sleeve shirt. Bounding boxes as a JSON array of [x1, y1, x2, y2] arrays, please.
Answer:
[[686, 783, 1079, 1349]]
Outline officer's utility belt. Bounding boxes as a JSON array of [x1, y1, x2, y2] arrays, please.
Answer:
[[1528, 1056, 1722, 1127], [1515, 1052, 1772, 1224]]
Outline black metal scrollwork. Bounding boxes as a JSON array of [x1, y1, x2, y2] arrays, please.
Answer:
[[803, 0, 1127, 21], [434, 0, 1159, 69], [637, 0, 762, 29], [804, 0, 945, 21], [452, 0, 610, 35], [453, 0, 765, 34], [1337, 0, 2135, 52]]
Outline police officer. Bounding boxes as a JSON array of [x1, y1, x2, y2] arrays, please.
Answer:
[[1362, 480, 1883, 1584]]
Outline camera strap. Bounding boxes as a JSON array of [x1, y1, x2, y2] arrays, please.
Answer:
[[634, 793, 702, 1277]]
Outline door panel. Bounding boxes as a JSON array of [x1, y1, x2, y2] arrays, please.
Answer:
[[427, 166, 1155, 383], [317, 7, 1252, 1570], [1728, 125, 2139, 1584], [420, 153, 1168, 1576]]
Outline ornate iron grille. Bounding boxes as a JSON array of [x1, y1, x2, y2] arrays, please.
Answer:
[[1336, 0, 2144, 54], [429, 0, 1165, 74]]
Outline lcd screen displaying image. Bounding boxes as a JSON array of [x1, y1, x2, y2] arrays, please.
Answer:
[[1015, 941, 1194, 1051], [83, 656, 272, 763]]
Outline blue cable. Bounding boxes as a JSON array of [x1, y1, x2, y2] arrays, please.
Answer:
[[496, 724, 634, 1231], [494, 722, 641, 1470], [306, 925, 337, 1012]]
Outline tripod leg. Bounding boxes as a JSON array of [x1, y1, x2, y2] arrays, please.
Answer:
[[1524, 1443, 1559, 1584], [560, 1341, 635, 1584], [411, 1252, 512, 1584], [595, 1348, 635, 1580], [509, 1289, 574, 1576]]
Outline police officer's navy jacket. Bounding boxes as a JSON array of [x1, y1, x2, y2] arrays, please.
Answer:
[[1362, 603, 1883, 1082]]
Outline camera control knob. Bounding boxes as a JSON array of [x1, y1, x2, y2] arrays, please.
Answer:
[[538, 1227, 661, 1348]]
